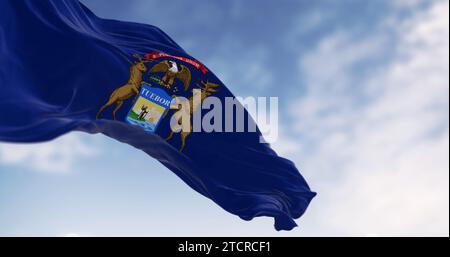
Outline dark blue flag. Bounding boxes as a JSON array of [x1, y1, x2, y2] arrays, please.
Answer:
[[0, 0, 315, 231]]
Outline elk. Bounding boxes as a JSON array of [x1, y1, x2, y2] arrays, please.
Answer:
[[166, 80, 220, 152], [96, 54, 152, 120]]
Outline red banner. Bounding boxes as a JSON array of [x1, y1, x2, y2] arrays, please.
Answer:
[[144, 51, 209, 74]]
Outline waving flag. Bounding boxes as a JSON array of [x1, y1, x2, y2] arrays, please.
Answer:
[[0, 0, 315, 230]]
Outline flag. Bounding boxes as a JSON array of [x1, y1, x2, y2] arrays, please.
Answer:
[[0, 0, 316, 231]]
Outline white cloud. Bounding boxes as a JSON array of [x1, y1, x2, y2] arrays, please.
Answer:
[[62, 233, 82, 237], [287, 0, 449, 236], [391, 0, 428, 9], [205, 37, 274, 96], [271, 133, 301, 157], [61, 233, 92, 237], [0, 133, 99, 174]]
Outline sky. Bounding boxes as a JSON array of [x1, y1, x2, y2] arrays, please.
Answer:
[[0, 0, 448, 236]]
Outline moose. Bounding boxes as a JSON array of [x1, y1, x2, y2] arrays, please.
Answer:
[[96, 54, 152, 120], [166, 80, 220, 152]]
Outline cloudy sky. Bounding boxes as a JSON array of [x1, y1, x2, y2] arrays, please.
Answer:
[[0, 0, 448, 236]]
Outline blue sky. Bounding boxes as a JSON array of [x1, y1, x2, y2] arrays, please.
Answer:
[[0, 0, 448, 236]]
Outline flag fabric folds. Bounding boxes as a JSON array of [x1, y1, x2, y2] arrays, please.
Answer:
[[0, 0, 315, 230]]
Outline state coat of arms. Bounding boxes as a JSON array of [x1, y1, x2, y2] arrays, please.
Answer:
[[96, 52, 218, 151]]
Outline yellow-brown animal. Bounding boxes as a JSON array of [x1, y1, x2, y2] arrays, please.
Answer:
[[96, 54, 152, 120], [166, 80, 219, 152]]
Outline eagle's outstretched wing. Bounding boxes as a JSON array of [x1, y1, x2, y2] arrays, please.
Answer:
[[176, 64, 191, 91], [149, 60, 170, 73]]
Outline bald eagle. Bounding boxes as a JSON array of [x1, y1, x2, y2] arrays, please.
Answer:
[[149, 60, 191, 91]]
